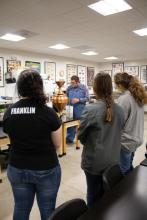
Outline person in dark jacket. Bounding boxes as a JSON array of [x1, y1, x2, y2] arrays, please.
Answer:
[[3, 69, 62, 220], [78, 72, 124, 207]]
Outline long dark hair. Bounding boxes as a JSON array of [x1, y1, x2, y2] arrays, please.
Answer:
[[17, 69, 47, 106], [114, 72, 147, 106], [93, 72, 114, 122]]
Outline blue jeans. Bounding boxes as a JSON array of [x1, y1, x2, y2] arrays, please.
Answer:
[[120, 149, 134, 174], [66, 126, 76, 143], [66, 105, 84, 143], [84, 171, 104, 208], [7, 164, 61, 220]]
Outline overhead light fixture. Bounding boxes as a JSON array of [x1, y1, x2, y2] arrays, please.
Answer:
[[0, 33, 26, 41], [49, 44, 70, 50], [133, 27, 147, 36], [88, 0, 132, 16], [104, 56, 118, 60], [81, 51, 98, 56]]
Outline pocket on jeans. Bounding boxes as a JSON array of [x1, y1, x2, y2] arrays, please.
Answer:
[[36, 169, 56, 177], [7, 165, 23, 183], [37, 165, 61, 187], [37, 165, 60, 175], [36, 170, 51, 175]]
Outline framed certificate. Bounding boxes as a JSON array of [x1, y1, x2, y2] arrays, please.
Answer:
[[87, 67, 95, 86], [44, 61, 56, 82], [0, 57, 4, 87], [124, 66, 139, 76], [112, 63, 124, 81], [66, 64, 77, 84], [77, 65, 86, 85], [140, 65, 147, 84]]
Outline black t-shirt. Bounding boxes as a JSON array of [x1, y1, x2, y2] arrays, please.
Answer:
[[3, 99, 61, 170]]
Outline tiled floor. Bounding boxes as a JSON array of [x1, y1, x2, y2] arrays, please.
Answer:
[[0, 114, 147, 220]]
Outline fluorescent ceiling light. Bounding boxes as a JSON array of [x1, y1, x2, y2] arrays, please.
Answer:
[[81, 51, 98, 56], [104, 56, 118, 60], [133, 27, 147, 36], [0, 33, 26, 41], [88, 0, 132, 16], [49, 44, 70, 50]]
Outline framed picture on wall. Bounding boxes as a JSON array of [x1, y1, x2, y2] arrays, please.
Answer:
[[66, 64, 77, 84], [25, 61, 41, 73], [44, 61, 56, 82], [7, 60, 21, 73], [140, 65, 147, 84], [112, 63, 124, 81], [87, 67, 95, 86], [77, 65, 86, 85], [56, 69, 66, 82], [0, 57, 4, 87], [124, 66, 139, 76], [104, 70, 112, 76]]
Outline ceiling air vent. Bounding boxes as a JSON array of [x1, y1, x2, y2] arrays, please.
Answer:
[[14, 29, 38, 38]]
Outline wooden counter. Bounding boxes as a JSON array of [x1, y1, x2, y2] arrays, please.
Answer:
[[58, 119, 80, 157]]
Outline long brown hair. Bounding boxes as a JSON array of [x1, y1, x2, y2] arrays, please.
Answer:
[[114, 72, 147, 106], [93, 72, 114, 122], [17, 69, 47, 106]]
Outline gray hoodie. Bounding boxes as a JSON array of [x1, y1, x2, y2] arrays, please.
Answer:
[[117, 90, 144, 153]]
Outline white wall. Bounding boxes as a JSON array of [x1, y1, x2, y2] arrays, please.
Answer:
[[98, 59, 147, 86], [98, 59, 147, 69], [97, 60, 147, 111], [1, 49, 147, 97], [0, 48, 99, 96]]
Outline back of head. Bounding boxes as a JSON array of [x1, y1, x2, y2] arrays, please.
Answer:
[[93, 72, 113, 122], [114, 72, 131, 89], [114, 72, 147, 106], [17, 69, 47, 106]]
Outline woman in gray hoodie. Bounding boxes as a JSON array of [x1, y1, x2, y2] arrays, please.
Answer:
[[114, 72, 147, 174], [78, 72, 124, 207]]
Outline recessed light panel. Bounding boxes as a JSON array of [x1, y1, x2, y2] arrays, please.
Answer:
[[104, 56, 118, 60], [133, 28, 147, 36], [88, 0, 132, 16], [81, 51, 98, 56], [49, 44, 70, 50], [0, 33, 26, 41]]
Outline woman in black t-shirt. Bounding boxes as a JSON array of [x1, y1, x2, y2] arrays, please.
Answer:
[[3, 69, 62, 220]]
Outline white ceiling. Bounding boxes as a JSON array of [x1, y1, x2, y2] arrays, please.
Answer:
[[0, 0, 147, 62]]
